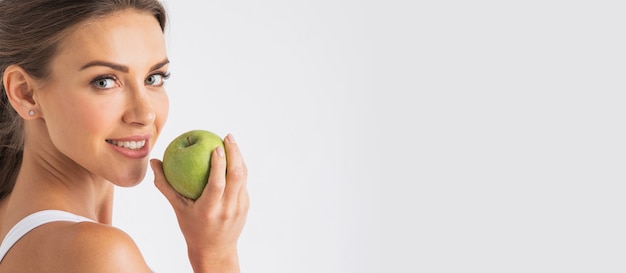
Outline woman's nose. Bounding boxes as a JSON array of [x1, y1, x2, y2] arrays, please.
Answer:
[[122, 84, 156, 126]]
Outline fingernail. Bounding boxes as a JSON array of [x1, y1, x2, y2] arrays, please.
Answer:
[[216, 146, 225, 157], [226, 134, 236, 143]]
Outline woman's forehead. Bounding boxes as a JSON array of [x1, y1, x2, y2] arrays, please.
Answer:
[[53, 10, 167, 71]]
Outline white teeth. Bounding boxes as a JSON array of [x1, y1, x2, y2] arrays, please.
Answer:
[[106, 140, 146, 150]]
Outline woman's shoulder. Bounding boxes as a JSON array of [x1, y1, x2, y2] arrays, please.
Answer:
[[2, 221, 152, 273], [66, 222, 148, 268], [54, 221, 152, 272]]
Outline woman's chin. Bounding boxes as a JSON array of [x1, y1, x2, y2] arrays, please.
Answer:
[[110, 168, 148, 188], [115, 179, 144, 188]]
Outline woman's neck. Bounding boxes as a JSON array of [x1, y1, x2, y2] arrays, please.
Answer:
[[4, 146, 115, 225]]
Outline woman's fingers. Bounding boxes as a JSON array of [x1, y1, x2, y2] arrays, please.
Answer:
[[197, 134, 248, 210], [222, 134, 247, 206], [198, 143, 228, 208]]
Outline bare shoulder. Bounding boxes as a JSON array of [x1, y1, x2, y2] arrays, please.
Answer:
[[54, 221, 152, 273], [0, 221, 152, 273], [42, 221, 152, 273]]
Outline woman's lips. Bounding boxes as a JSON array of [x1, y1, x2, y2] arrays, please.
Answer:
[[105, 135, 151, 159], [106, 139, 147, 150]]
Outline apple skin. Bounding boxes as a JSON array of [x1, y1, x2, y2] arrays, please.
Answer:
[[162, 130, 225, 200]]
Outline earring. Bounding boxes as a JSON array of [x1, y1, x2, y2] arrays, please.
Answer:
[[28, 110, 35, 116]]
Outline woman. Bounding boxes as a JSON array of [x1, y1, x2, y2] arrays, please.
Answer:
[[0, 0, 249, 272]]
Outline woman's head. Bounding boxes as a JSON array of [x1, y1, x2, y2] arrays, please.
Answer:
[[0, 0, 168, 198]]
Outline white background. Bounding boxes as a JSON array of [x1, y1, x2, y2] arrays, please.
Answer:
[[113, 1, 626, 272]]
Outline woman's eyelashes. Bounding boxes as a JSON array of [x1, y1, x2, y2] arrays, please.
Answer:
[[145, 71, 170, 87], [90, 72, 170, 90], [91, 75, 119, 90]]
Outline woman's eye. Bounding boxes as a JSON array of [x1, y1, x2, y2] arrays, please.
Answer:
[[145, 73, 169, 86], [92, 77, 117, 89]]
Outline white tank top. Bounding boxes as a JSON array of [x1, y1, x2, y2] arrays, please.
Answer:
[[0, 210, 95, 262]]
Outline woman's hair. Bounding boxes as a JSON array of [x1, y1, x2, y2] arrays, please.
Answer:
[[0, 0, 167, 200]]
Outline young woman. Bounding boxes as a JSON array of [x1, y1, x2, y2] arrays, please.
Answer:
[[0, 0, 249, 272]]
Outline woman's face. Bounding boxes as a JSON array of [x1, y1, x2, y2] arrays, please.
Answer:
[[35, 10, 169, 187]]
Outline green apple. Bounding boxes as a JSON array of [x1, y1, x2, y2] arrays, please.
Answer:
[[162, 130, 225, 200]]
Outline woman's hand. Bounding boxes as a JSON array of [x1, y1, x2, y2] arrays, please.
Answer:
[[150, 134, 249, 273]]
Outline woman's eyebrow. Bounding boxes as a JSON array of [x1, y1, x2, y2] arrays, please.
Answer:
[[80, 61, 128, 72], [79, 58, 169, 72], [150, 58, 170, 71]]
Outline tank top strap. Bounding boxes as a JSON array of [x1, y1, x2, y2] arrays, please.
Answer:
[[0, 210, 95, 262]]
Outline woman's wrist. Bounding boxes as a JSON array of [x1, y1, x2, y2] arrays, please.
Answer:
[[188, 246, 240, 273]]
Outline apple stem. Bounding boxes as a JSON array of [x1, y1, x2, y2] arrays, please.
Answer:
[[187, 136, 192, 146]]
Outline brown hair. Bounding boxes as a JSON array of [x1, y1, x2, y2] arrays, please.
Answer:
[[0, 0, 167, 200]]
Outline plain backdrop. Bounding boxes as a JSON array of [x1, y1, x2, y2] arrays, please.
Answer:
[[112, 1, 626, 272]]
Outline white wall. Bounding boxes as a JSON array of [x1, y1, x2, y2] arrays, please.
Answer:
[[114, 1, 626, 272]]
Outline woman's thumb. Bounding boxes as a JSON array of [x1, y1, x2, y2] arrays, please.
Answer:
[[150, 159, 186, 207]]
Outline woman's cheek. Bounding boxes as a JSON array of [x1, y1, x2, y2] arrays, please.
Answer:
[[153, 92, 169, 141]]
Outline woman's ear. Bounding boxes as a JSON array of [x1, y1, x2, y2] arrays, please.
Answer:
[[3, 65, 40, 119]]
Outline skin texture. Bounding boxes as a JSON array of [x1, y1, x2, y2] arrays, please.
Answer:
[[0, 9, 249, 273]]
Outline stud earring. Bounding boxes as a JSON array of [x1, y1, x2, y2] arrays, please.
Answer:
[[28, 110, 35, 116]]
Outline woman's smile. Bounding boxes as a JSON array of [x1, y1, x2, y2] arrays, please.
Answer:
[[106, 139, 146, 150], [105, 135, 152, 159]]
